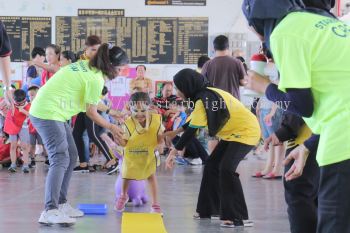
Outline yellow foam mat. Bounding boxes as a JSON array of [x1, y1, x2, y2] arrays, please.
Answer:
[[122, 213, 168, 233]]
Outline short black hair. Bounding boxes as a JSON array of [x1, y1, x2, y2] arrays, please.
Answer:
[[102, 86, 108, 96], [197, 55, 210, 68], [61, 51, 77, 63], [213, 35, 229, 51], [136, 65, 146, 71], [28, 85, 39, 92], [129, 92, 151, 105], [13, 89, 26, 103], [31, 47, 45, 59]]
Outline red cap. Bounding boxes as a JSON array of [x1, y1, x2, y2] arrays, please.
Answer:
[[251, 53, 267, 62]]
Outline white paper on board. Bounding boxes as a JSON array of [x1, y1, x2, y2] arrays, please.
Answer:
[[110, 76, 127, 97]]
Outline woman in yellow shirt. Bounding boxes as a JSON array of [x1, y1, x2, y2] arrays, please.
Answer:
[[166, 69, 260, 228]]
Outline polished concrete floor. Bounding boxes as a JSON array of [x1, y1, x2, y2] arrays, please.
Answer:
[[0, 155, 290, 233]]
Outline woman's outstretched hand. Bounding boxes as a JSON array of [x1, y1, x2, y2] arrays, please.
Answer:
[[244, 70, 271, 93], [110, 124, 124, 144], [165, 148, 177, 170]]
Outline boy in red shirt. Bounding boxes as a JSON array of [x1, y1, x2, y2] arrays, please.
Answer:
[[4, 89, 31, 173]]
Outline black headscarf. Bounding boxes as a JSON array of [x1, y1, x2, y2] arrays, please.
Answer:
[[303, 0, 335, 11], [303, 0, 337, 18], [242, 0, 337, 50], [173, 69, 230, 137], [242, 0, 305, 49]]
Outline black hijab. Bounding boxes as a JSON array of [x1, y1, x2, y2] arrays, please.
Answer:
[[303, 0, 335, 11], [303, 0, 337, 18], [242, 0, 305, 49], [242, 0, 337, 50], [173, 69, 230, 137]]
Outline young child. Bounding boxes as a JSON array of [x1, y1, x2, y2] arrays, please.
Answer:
[[4, 89, 31, 173], [115, 92, 164, 214], [27, 85, 45, 168]]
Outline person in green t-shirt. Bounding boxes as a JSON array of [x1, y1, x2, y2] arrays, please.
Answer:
[[29, 43, 129, 226], [242, 0, 350, 232]]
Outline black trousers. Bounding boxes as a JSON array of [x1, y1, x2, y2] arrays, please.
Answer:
[[172, 136, 208, 163], [284, 146, 319, 233], [73, 112, 114, 163], [196, 140, 253, 221], [317, 159, 350, 233]]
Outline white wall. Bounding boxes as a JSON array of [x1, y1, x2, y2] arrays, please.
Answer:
[[0, 0, 258, 81]]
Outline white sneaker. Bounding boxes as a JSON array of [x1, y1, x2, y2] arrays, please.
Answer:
[[38, 209, 76, 226], [243, 219, 254, 227], [59, 203, 84, 218], [188, 158, 202, 165]]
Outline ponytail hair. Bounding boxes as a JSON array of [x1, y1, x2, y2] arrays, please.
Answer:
[[89, 43, 129, 80]]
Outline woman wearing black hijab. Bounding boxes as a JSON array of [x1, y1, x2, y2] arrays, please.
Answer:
[[165, 69, 260, 228], [242, 1, 350, 233]]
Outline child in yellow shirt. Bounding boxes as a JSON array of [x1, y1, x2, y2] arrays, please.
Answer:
[[115, 92, 164, 214]]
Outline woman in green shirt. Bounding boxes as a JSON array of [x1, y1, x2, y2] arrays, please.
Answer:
[[242, 0, 350, 232], [29, 43, 128, 226]]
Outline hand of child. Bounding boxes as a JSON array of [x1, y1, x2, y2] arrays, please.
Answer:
[[264, 133, 282, 151], [264, 113, 273, 126], [165, 148, 177, 170]]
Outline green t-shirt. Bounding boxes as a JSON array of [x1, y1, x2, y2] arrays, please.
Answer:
[[30, 60, 105, 122], [271, 12, 350, 166]]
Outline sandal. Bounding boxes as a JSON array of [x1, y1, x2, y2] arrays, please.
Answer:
[[252, 171, 265, 178], [220, 220, 244, 228], [263, 172, 282, 179], [115, 195, 129, 212], [151, 204, 163, 216]]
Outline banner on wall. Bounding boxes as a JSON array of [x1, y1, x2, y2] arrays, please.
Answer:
[[145, 0, 206, 6], [55, 16, 208, 64], [78, 9, 125, 16], [0, 16, 52, 62]]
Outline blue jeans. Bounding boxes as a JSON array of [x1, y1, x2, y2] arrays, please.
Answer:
[[30, 115, 78, 210]]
